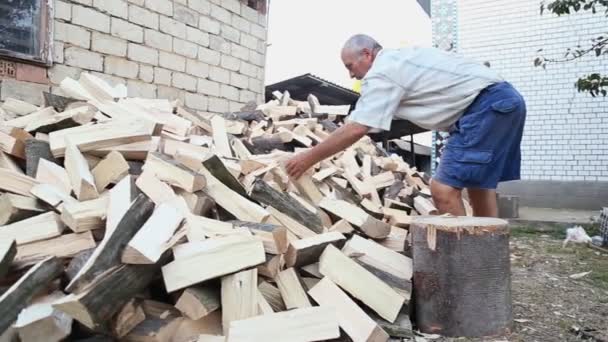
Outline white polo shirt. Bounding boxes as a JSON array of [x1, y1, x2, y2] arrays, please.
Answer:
[[347, 47, 504, 132]]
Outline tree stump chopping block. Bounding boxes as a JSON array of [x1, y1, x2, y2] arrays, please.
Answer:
[[411, 216, 512, 338]]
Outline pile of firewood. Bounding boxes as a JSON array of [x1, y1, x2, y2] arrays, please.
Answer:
[[0, 73, 465, 342]]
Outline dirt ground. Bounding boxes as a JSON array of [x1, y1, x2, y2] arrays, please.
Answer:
[[412, 224, 608, 342]]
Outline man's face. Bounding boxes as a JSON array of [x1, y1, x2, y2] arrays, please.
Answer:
[[342, 48, 373, 80]]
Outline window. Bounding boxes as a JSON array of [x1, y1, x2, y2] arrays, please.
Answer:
[[0, 0, 52, 65], [244, 0, 267, 14]]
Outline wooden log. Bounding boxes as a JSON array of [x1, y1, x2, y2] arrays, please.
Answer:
[[319, 245, 406, 323], [413, 196, 438, 215], [14, 291, 73, 342], [0, 257, 63, 333], [175, 285, 220, 320], [13, 231, 96, 269], [105, 175, 138, 233], [244, 135, 289, 154], [48, 118, 155, 158], [0, 193, 45, 225], [309, 277, 389, 342], [122, 202, 185, 264], [343, 234, 412, 282], [91, 151, 130, 191], [65, 140, 99, 201], [411, 216, 512, 338], [53, 261, 164, 331], [64, 248, 94, 284], [111, 298, 146, 339], [285, 232, 346, 268], [24, 139, 57, 177], [0, 239, 17, 278], [226, 306, 340, 342], [66, 194, 155, 293], [122, 300, 183, 341], [250, 178, 323, 233], [221, 269, 258, 335], [201, 155, 247, 197], [275, 267, 311, 309], [0, 211, 65, 245], [258, 282, 285, 312], [61, 196, 108, 232], [319, 198, 390, 239], [161, 236, 265, 292], [143, 152, 206, 193], [0, 168, 39, 197]]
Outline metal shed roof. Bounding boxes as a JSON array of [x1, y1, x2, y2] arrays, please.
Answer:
[[265, 73, 360, 105]]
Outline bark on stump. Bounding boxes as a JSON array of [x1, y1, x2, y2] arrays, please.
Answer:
[[411, 216, 512, 338]]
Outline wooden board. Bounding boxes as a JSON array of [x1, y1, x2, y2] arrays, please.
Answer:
[[275, 267, 311, 309], [319, 245, 406, 323], [0, 211, 65, 245], [226, 306, 339, 342], [0, 168, 39, 197], [0, 257, 63, 333], [12, 231, 96, 269], [175, 285, 220, 320], [285, 231, 346, 268], [91, 150, 130, 191], [61, 196, 108, 232], [309, 277, 389, 342], [162, 236, 265, 292], [0, 193, 45, 225], [122, 202, 185, 264], [221, 269, 258, 335], [319, 198, 390, 239], [64, 140, 99, 201], [143, 152, 206, 193]]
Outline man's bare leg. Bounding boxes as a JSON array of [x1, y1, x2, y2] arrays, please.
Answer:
[[430, 179, 466, 216], [467, 188, 498, 217]]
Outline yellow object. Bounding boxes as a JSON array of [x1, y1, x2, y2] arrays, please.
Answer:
[[352, 79, 361, 93]]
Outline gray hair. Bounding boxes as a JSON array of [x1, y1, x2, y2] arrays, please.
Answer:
[[343, 34, 383, 55]]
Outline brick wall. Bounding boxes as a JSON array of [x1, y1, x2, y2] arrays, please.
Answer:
[[457, 0, 608, 182], [0, 0, 267, 116]]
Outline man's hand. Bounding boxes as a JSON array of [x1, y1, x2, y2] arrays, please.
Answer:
[[285, 151, 315, 179]]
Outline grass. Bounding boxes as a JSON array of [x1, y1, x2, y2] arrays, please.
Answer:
[[510, 224, 565, 239]]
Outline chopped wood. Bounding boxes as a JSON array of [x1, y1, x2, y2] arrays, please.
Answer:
[[0, 211, 65, 245], [43, 91, 79, 112], [89, 136, 160, 161], [91, 150, 130, 191], [319, 245, 406, 323], [162, 236, 265, 292], [413, 196, 438, 215], [24, 139, 56, 177], [66, 194, 155, 293], [0, 257, 63, 332], [135, 170, 177, 205], [112, 299, 146, 338], [2, 98, 39, 115], [383, 207, 412, 228], [35, 159, 71, 195], [25, 105, 95, 133], [0, 150, 23, 174], [343, 234, 413, 281], [227, 306, 340, 342], [309, 277, 389, 342], [0, 193, 45, 225], [292, 173, 324, 205], [275, 267, 311, 309], [258, 282, 286, 312], [285, 231, 346, 268], [61, 196, 108, 232], [379, 226, 408, 253], [313, 166, 339, 182], [175, 286, 220, 320], [319, 198, 391, 239], [143, 152, 206, 193], [64, 140, 99, 201], [0, 166, 39, 197], [14, 291, 73, 342], [257, 253, 285, 279], [266, 206, 317, 239], [122, 202, 185, 264], [12, 231, 96, 269], [221, 269, 258, 335], [0, 239, 17, 278], [329, 219, 355, 234], [30, 183, 75, 209], [211, 115, 233, 158]]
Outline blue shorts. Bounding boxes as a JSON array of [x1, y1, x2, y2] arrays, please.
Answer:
[[434, 82, 526, 189]]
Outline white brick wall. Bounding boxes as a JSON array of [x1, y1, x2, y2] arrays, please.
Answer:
[[457, 0, 608, 181], [0, 0, 267, 112]]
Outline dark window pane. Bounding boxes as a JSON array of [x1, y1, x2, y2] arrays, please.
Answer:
[[0, 0, 41, 57]]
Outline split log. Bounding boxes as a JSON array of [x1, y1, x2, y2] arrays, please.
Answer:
[[111, 298, 146, 338], [13, 231, 96, 269], [0, 211, 65, 245], [411, 216, 512, 338], [175, 285, 220, 320], [257, 253, 285, 279], [275, 267, 311, 309], [211, 116, 233, 158], [266, 206, 317, 239], [61, 196, 108, 232], [232, 221, 288, 255], [258, 282, 285, 312], [201, 155, 247, 197], [0, 240, 17, 278], [64, 140, 99, 201], [35, 159, 72, 194], [227, 306, 340, 342], [25, 139, 57, 177], [221, 269, 258, 335], [244, 135, 290, 154], [122, 300, 183, 341], [0, 257, 63, 333], [91, 151, 129, 191], [66, 194, 155, 293], [0, 168, 39, 197], [0, 150, 23, 175], [285, 232, 346, 268], [0, 131, 26, 159], [413, 196, 438, 215], [0, 193, 45, 225], [25, 105, 95, 134], [319, 198, 390, 239], [143, 152, 206, 193], [308, 277, 389, 342], [2, 98, 39, 115], [249, 179, 323, 233], [319, 245, 406, 323], [14, 291, 72, 342], [43, 91, 79, 112], [224, 110, 265, 122]]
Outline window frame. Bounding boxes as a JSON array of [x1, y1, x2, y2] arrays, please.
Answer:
[[0, 0, 53, 66]]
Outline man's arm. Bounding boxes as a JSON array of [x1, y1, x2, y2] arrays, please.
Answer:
[[285, 122, 370, 179]]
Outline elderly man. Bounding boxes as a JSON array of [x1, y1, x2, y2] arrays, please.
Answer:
[[285, 34, 526, 217]]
